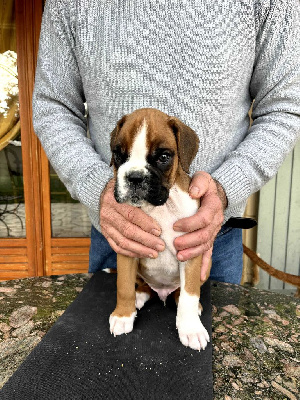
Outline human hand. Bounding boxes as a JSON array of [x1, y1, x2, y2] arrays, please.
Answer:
[[173, 171, 227, 281], [100, 179, 165, 258]]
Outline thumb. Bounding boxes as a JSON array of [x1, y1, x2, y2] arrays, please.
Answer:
[[189, 171, 213, 199]]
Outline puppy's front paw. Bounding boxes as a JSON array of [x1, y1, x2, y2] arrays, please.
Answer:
[[176, 316, 210, 351], [109, 311, 136, 336]]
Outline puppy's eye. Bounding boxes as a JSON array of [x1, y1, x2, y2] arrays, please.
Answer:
[[158, 153, 171, 164], [113, 147, 127, 165], [113, 152, 122, 163]]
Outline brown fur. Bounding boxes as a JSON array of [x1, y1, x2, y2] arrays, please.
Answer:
[[175, 165, 193, 193], [110, 108, 199, 189], [184, 256, 203, 297], [168, 116, 200, 173], [111, 254, 138, 318]]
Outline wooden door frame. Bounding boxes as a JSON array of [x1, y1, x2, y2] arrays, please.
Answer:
[[42, 148, 90, 276], [0, 0, 43, 280], [16, 0, 44, 277], [0, 0, 90, 280]]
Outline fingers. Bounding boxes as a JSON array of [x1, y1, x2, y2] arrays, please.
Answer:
[[103, 227, 159, 259], [189, 171, 213, 199], [189, 171, 228, 209], [100, 179, 165, 258], [101, 179, 162, 235], [176, 224, 220, 261], [119, 205, 162, 237], [102, 218, 164, 258], [174, 171, 225, 263], [173, 193, 223, 233], [175, 223, 218, 252], [174, 193, 223, 260]]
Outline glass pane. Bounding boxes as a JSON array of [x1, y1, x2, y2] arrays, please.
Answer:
[[0, 0, 26, 238], [50, 164, 91, 237]]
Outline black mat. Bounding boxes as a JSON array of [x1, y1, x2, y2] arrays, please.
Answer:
[[1, 272, 213, 399]]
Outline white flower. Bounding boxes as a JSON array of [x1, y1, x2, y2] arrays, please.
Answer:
[[0, 50, 19, 119]]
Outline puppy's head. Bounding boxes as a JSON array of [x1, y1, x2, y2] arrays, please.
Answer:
[[110, 108, 199, 207]]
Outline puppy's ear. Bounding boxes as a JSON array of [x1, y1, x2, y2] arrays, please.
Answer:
[[168, 117, 199, 173], [110, 115, 127, 166]]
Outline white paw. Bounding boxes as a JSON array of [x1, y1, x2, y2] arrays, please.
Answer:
[[102, 268, 112, 273], [109, 311, 136, 336], [176, 316, 210, 351], [135, 291, 150, 310]]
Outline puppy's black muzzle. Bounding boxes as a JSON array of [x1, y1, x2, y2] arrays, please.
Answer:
[[127, 171, 146, 186], [114, 168, 169, 207], [144, 166, 169, 206]]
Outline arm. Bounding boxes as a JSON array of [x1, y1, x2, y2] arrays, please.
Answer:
[[211, 0, 300, 208], [174, 0, 300, 277], [33, 0, 164, 256], [33, 0, 113, 225]]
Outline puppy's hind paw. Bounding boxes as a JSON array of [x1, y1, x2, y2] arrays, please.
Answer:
[[109, 311, 136, 336], [135, 291, 150, 310], [198, 302, 203, 316]]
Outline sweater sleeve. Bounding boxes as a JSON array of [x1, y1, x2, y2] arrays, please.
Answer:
[[32, 0, 113, 220], [211, 0, 300, 212]]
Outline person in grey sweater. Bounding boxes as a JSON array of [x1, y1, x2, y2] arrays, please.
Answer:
[[33, 0, 300, 284]]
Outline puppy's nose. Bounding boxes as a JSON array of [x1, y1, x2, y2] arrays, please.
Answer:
[[127, 171, 145, 185]]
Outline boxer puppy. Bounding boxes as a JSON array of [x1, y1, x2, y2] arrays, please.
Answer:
[[109, 108, 211, 351]]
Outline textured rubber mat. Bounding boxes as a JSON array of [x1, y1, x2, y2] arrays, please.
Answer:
[[1, 271, 213, 399]]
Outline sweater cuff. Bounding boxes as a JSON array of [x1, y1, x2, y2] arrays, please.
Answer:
[[75, 165, 114, 217], [211, 162, 252, 209]]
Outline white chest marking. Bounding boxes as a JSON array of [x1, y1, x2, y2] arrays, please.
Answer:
[[142, 185, 198, 255], [139, 184, 198, 297]]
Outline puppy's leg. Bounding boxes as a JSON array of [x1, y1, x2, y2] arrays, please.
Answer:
[[173, 287, 203, 316], [109, 254, 138, 336], [176, 256, 210, 351], [198, 257, 212, 316]]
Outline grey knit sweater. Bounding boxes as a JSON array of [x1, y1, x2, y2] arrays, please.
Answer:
[[33, 0, 300, 233]]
